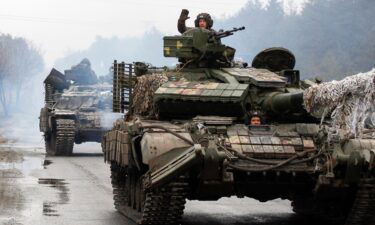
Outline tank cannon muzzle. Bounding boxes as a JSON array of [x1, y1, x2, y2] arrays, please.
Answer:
[[262, 92, 305, 114]]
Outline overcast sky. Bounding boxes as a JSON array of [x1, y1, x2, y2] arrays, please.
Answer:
[[0, 0, 309, 67]]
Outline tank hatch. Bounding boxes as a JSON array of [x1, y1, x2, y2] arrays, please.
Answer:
[[251, 47, 295, 72], [220, 68, 286, 88]]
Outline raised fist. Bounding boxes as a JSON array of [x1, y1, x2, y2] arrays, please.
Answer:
[[179, 9, 190, 21]]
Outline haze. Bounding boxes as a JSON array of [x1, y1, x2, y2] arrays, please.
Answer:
[[0, 0, 309, 67]]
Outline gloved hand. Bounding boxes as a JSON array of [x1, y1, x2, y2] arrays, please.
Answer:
[[179, 9, 190, 21]]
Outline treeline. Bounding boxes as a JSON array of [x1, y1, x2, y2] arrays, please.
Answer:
[[56, 0, 375, 80], [220, 0, 375, 80], [0, 34, 44, 116]]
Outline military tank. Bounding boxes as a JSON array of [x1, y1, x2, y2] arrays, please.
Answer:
[[40, 60, 116, 156], [102, 27, 375, 225]]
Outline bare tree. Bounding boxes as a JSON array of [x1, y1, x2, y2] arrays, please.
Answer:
[[0, 34, 44, 116]]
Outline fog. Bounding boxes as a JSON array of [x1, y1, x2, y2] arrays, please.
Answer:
[[1, 0, 375, 144], [55, 0, 375, 81]]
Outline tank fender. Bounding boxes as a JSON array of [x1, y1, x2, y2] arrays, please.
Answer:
[[143, 144, 204, 189], [143, 139, 228, 189], [140, 132, 193, 165]]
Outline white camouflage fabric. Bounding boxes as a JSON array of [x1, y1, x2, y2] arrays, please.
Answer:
[[304, 69, 375, 136]]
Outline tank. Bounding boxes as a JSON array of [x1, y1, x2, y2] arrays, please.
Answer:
[[40, 62, 116, 156], [102, 27, 375, 225]]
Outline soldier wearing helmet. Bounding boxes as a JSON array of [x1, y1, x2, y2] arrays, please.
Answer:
[[245, 111, 264, 126], [178, 9, 214, 34]]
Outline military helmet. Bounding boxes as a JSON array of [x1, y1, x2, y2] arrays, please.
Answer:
[[194, 13, 213, 29]]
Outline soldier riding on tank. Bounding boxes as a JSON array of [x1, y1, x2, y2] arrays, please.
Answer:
[[178, 9, 214, 34]]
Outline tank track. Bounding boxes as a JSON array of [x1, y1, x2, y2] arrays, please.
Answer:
[[345, 178, 375, 225], [110, 163, 188, 225], [55, 119, 75, 155], [292, 177, 375, 225]]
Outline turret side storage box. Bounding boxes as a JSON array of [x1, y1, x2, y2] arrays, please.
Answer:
[[163, 36, 198, 58]]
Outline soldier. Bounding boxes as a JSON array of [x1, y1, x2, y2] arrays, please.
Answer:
[[246, 111, 263, 126], [178, 9, 214, 34], [250, 115, 261, 126]]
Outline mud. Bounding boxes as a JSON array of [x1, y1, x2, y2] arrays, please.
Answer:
[[0, 149, 23, 163], [0, 136, 7, 144]]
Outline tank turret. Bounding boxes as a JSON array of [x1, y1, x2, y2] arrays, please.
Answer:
[[163, 27, 244, 68]]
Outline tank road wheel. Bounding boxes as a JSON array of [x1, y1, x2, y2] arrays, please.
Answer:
[[110, 162, 189, 225], [292, 177, 375, 225], [45, 119, 75, 156]]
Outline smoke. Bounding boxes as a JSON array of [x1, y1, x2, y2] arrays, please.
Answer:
[[0, 71, 46, 145], [0, 34, 45, 145], [95, 86, 123, 129], [100, 111, 123, 129]]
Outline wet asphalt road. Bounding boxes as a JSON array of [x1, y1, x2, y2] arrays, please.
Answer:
[[0, 140, 319, 225]]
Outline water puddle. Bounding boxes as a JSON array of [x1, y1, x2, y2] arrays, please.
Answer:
[[38, 178, 70, 217]]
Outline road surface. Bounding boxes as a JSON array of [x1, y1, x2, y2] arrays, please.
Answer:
[[0, 139, 317, 225]]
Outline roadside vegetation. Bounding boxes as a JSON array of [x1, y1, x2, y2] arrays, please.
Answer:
[[0, 34, 44, 117]]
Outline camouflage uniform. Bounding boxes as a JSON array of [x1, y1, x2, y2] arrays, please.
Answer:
[[177, 9, 214, 34]]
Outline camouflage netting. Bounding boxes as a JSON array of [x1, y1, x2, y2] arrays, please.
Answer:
[[130, 73, 168, 117], [304, 69, 375, 136]]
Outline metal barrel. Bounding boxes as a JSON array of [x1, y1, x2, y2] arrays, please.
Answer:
[[262, 92, 305, 114]]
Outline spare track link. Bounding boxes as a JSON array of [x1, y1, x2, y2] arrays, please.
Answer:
[[111, 163, 188, 225], [345, 178, 375, 225], [55, 119, 75, 155]]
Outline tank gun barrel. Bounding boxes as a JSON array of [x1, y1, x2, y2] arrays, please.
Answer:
[[262, 92, 305, 114], [209, 26, 245, 40]]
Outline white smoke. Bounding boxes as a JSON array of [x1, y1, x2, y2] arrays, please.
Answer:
[[100, 111, 123, 129]]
